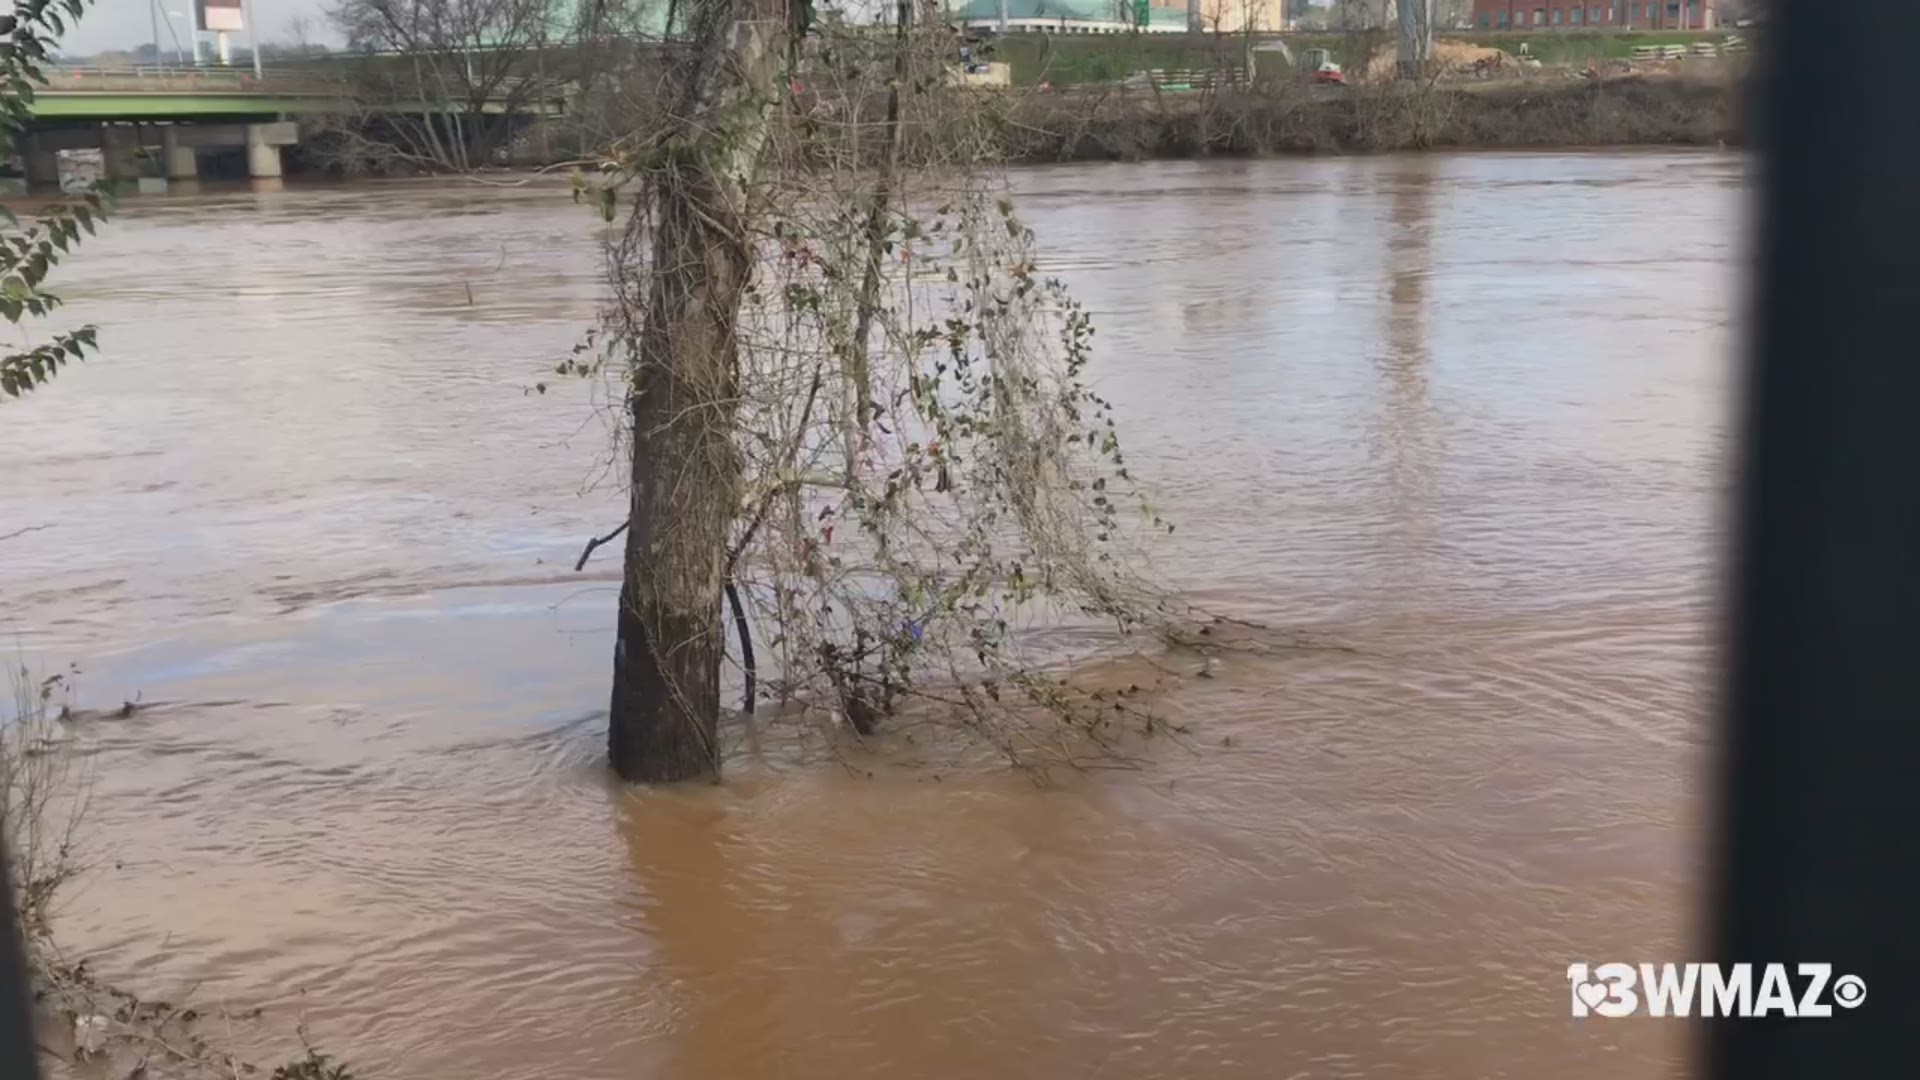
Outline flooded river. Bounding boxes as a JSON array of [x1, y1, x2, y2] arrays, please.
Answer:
[[1, 152, 1741, 1078]]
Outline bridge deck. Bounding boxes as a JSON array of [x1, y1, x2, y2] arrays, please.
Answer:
[[28, 66, 554, 121]]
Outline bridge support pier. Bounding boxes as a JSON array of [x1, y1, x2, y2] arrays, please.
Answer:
[[161, 127, 198, 182], [22, 136, 60, 190], [97, 125, 134, 186], [245, 124, 283, 180]]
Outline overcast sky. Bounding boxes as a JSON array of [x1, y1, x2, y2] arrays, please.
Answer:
[[64, 0, 344, 55]]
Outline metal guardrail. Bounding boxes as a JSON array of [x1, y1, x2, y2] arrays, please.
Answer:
[[1143, 68, 1246, 90], [35, 65, 566, 113], [50, 65, 236, 78], [40, 65, 313, 93], [1627, 40, 1744, 61], [48, 62, 348, 77]]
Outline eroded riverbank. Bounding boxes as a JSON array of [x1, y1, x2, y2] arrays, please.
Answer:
[[996, 75, 1740, 162]]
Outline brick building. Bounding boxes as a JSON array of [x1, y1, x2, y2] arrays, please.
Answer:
[[1470, 0, 1716, 30]]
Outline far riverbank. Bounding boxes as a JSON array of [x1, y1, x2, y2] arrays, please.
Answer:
[[288, 71, 1740, 185], [986, 74, 1739, 163]]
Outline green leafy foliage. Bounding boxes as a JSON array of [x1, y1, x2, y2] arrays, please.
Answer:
[[0, 0, 108, 399]]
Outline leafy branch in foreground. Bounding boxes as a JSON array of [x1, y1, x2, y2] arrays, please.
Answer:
[[0, 0, 108, 399]]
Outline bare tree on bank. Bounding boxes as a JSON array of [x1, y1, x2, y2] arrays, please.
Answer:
[[260, 14, 335, 58], [325, 0, 565, 171], [316, 0, 684, 171], [561, 0, 688, 162], [587, 0, 1187, 784]]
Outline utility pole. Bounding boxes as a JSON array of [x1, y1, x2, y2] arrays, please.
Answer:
[[149, 0, 162, 66], [1188, 0, 1202, 32], [1396, 0, 1431, 77], [243, 0, 262, 78]]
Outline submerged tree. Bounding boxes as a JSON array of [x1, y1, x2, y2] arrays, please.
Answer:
[[601, 0, 791, 781], [588, 0, 1179, 783], [0, 0, 106, 401]]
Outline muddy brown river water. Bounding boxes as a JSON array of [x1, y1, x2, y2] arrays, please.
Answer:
[[1, 151, 1742, 1078]]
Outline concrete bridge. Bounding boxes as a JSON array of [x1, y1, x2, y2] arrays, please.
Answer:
[[32, 65, 351, 119], [18, 64, 562, 189]]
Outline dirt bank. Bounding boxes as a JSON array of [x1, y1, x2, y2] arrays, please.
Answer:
[[317, 69, 1739, 178], [1359, 40, 1520, 83], [986, 73, 1740, 163]]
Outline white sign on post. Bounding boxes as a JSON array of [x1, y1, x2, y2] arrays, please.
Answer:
[[196, 0, 244, 31]]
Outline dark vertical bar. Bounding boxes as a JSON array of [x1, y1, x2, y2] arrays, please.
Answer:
[[0, 834, 42, 1080], [1713, 0, 1920, 1074]]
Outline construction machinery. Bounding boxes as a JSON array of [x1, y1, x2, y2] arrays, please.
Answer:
[[1249, 41, 1345, 86]]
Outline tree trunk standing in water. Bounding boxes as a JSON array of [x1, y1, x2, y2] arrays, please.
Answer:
[[608, 0, 790, 782]]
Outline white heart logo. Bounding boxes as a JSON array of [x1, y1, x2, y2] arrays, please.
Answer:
[[1576, 982, 1609, 1011]]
